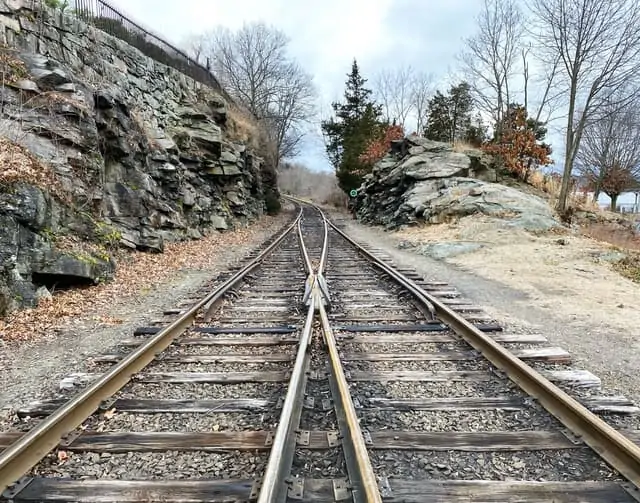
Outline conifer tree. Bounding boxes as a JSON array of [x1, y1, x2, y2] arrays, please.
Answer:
[[321, 60, 385, 193], [423, 82, 485, 145]]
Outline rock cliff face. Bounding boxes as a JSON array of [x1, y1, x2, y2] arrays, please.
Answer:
[[0, 1, 277, 315], [353, 135, 560, 232]]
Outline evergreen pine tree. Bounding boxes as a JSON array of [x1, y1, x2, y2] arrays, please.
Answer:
[[423, 82, 485, 145], [423, 91, 451, 142], [321, 59, 385, 193]]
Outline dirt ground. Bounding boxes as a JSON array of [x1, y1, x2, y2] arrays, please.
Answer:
[[0, 205, 295, 412], [329, 210, 640, 406]]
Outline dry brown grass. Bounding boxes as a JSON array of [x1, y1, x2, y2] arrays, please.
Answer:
[[452, 141, 480, 153], [0, 214, 287, 341], [521, 170, 600, 213], [581, 222, 640, 252], [578, 217, 640, 283], [0, 48, 28, 84], [226, 104, 261, 149]]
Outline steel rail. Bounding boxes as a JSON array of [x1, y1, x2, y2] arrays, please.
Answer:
[[317, 301, 384, 503], [325, 216, 640, 490], [309, 204, 382, 503], [257, 216, 316, 503], [283, 197, 383, 501], [0, 209, 303, 494]]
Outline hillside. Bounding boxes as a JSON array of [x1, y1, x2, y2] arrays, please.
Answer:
[[0, 2, 277, 316]]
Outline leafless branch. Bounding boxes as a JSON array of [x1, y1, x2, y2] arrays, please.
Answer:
[[527, 0, 640, 212], [183, 23, 316, 166], [373, 65, 416, 126], [459, 0, 525, 136]]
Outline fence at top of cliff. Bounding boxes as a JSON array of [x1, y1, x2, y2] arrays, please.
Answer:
[[45, 0, 234, 102]]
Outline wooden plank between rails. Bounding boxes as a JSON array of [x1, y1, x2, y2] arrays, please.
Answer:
[[9, 478, 633, 502]]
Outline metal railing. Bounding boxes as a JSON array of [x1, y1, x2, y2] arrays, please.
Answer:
[[49, 0, 229, 98]]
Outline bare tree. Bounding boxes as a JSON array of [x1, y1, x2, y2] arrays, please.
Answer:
[[182, 33, 209, 66], [278, 161, 347, 207], [373, 66, 415, 126], [576, 96, 640, 210], [183, 23, 316, 166], [460, 0, 525, 137], [528, 0, 640, 213], [410, 71, 435, 133]]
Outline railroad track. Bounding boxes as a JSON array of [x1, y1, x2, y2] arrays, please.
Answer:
[[2, 202, 640, 502]]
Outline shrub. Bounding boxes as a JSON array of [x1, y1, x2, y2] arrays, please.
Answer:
[[265, 189, 281, 215], [359, 124, 405, 166]]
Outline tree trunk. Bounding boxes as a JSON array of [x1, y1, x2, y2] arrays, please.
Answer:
[[610, 193, 619, 211], [557, 71, 580, 215], [557, 134, 574, 214]]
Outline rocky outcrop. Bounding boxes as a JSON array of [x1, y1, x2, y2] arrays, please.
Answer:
[[0, 1, 277, 316], [354, 135, 560, 232]]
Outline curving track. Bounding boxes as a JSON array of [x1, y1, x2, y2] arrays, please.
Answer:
[[1, 202, 640, 502]]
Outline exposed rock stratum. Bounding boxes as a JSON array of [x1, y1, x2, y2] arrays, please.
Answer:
[[0, 1, 277, 316], [353, 135, 560, 232]]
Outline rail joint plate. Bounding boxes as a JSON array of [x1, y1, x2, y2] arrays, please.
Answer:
[[322, 398, 333, 410], [378, 477, 393, 499], [1, 477, 32, 500], [303, 396, 315, 410], [327, 431, 342, 447], [333, 478, 352, 501], [249, 479, 261, 500], [265, 431, 275, 447], [622, 482, 640, 502], [560, 428, 584, 445], [296, 430, 310, 446], [59, 430, 82, 448], [287, 478, 305, 500]]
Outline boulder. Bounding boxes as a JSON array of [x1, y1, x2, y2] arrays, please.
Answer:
[[416, 241, 485, 260], [103, 182, 145, 218], [32, 250, 114, 285], [354, 136, 560, 232], [210, 215, 228, 230]]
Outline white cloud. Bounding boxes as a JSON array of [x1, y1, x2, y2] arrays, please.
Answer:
[[107, 0, 504, 171]]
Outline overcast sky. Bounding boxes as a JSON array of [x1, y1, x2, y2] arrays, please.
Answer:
[[108, 0, 484, 170], [106, 0, 635, 207]]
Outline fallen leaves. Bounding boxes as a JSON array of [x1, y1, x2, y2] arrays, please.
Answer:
[[0, 213, 288, 343], [103, 408, 117, 420], [0, 137, 69, 202]]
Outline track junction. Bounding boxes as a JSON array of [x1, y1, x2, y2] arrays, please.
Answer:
[[1, 200, 640, 502]]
